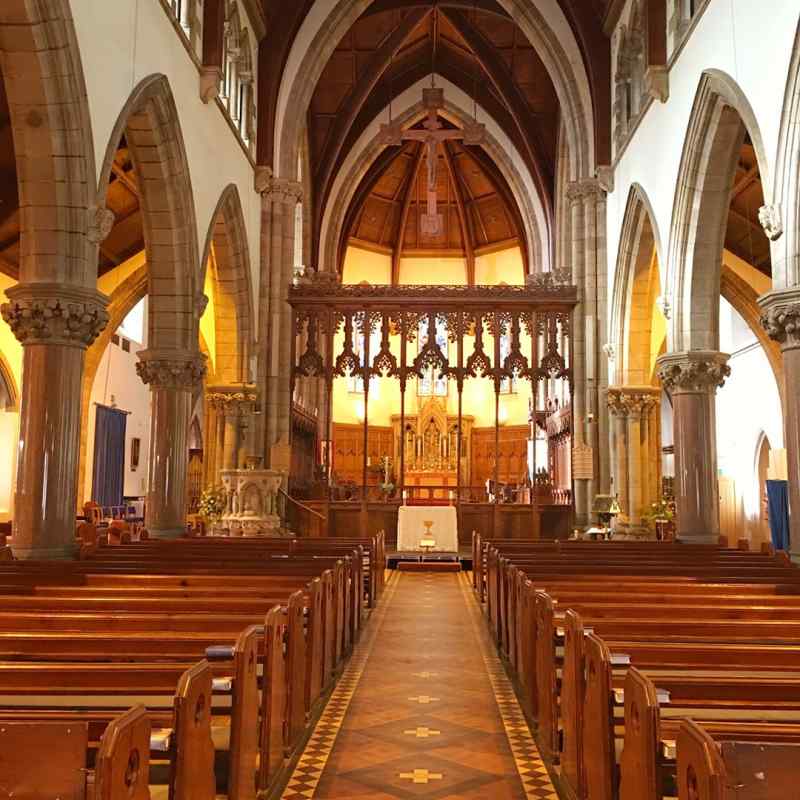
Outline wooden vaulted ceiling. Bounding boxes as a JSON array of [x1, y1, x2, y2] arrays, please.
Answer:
[[309, 5, 560, 268], [0, 65, 143, 281], [259, 0, 613, 270], [345, 126, 528, 280], [725, 138, 771, 277]]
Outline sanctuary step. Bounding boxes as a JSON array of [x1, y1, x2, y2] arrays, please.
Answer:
[[397, 561, 460, 572]]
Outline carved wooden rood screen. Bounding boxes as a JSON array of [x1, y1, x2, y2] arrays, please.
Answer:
[[289, 273, 578, 544]]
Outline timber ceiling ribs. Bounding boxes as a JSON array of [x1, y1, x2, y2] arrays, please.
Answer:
[[258, 0, 612, 273]]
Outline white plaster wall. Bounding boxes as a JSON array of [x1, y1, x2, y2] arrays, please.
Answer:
[[84, 325, 152, 503], [607, 0, 800, 347], [70, 0, 260, 327], [716, 297, 783, 538]]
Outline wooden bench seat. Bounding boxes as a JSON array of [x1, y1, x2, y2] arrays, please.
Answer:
[[676, 719, 800, 800], [0, 705, 156, 800]]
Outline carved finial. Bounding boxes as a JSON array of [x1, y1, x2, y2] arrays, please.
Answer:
[[758, 203, 783, 241]]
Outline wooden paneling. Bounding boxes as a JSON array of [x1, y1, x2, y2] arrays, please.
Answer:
[[471, 425, 530, 487], [332, 423, 394, 485]]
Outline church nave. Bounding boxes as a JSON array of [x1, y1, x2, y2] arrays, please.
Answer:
[[283, 572, 557, 800]]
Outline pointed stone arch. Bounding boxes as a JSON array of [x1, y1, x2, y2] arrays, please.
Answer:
[[0, 352, 17, 411], [97, 74, 201, 353], [274, 0, 594, 184], [771, 21, 800, 289], [611, 183, 664, 385], [200, 184, 255, 385], [0, 1, 97, 286], [666, 69, 772, 352]]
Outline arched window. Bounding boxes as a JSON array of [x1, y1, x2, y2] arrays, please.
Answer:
[[670, 0, 703, 47], [220, 3, 256, 155], [613, 4, 646, 150]]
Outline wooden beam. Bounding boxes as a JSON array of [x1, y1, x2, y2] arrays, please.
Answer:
[[337, 145, 403, 274], [201, 0, 225, 70], [441, 9, 554, 226], [442, 141, 476, 285], [314, 8, 432, 232], [464, 144, 530, 274], [363, 0, 510, 18], [728, 205, 764, 236], [731, 164, 760, 200], [110, 162, 140, 197], [392, 143, 425, 285]]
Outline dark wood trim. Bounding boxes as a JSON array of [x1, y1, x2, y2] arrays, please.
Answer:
[[201, 0, 225, 70], [646, 0, 667, 68]]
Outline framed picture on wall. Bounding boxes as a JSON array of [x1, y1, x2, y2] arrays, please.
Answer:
[[131, 437, 140, 472]]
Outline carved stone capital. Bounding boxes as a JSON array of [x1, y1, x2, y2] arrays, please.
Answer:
[[87, 205, 115, 244], [759, 286, 800, 351], [602, 342, 617, 362], [254, 165, 303, 203], [566, 178, 605, 205], [1, 283, 109, 348], [206, 384, 258, 415], [607, 386, 660, 417], [758, 203, 783, 241], [656, 351, 731, 394], [136, 349, 207, 389]]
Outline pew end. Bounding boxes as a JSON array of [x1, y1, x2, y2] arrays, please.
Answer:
[[229, 625, 260, 800], [618, 667, 661, 800], [582, 633, 616, 800], [560, 609, 586, 800], [535, 590, 559, 762], [260, 606, 288, 794], [94, 705, 152, 800], [172, 661, 216, 800], [677, 720, 725, 800]]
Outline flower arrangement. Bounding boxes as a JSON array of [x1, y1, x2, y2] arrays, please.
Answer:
[[198, 485, 226, 521], [641, 499, 675, 529]]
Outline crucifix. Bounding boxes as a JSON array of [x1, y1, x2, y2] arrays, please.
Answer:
[[379, 87, 485, 236]]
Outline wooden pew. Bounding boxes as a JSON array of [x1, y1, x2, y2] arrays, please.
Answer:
[[676, 719, 800, 800], [0, 705, 153, 800]]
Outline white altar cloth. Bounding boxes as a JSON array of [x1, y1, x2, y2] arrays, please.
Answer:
[[397, 506, 459, 552]]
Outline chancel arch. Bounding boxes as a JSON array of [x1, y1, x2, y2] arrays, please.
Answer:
[[658, 69, 781, 546], [320, 79, 549, 279]]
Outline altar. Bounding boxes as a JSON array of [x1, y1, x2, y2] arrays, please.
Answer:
[[397, 505, 459, 552]]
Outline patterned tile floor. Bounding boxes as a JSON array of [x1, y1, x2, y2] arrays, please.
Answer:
[[281, 571, 559, 800]]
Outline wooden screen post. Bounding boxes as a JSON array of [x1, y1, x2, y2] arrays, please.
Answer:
[[324, 309, 335, 529], [360, 313, 371, 539], [456, 311, 464, 545], [399, 313, 407, 505], [493, 311, 501, 538]]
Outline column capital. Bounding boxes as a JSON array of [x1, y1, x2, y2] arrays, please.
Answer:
[[759, 286, 800, 351], [607, 386, 661, 417], [656, 351, 731, 394], [206, 384, 258, 415], [136, 349, 207, 389], [566, 177, 605, 205], [254, 166, 303, 202], [0, 282, 109, 348]]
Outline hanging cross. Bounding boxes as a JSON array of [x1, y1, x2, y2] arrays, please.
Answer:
[[379, 87, 485, 236]]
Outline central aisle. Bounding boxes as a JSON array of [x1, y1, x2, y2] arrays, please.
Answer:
[[282, 572, 559, 799]]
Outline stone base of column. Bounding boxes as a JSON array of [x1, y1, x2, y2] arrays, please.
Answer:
[[12, 542, 79, 560], [147, 527, 187, 541]]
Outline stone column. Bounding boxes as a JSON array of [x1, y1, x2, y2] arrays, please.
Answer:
[[607, 395, 629, 523], [1, 284, 108, 558], [760, 287, 800, 556], [214, 404, 226, 483], [566, 178, 610, 526], [607, 386, 661, 533], [254, 168, 302, 474], [207, 385, 258, 476], [136, 350, 206, 539], [656, 352, 730, 543]]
